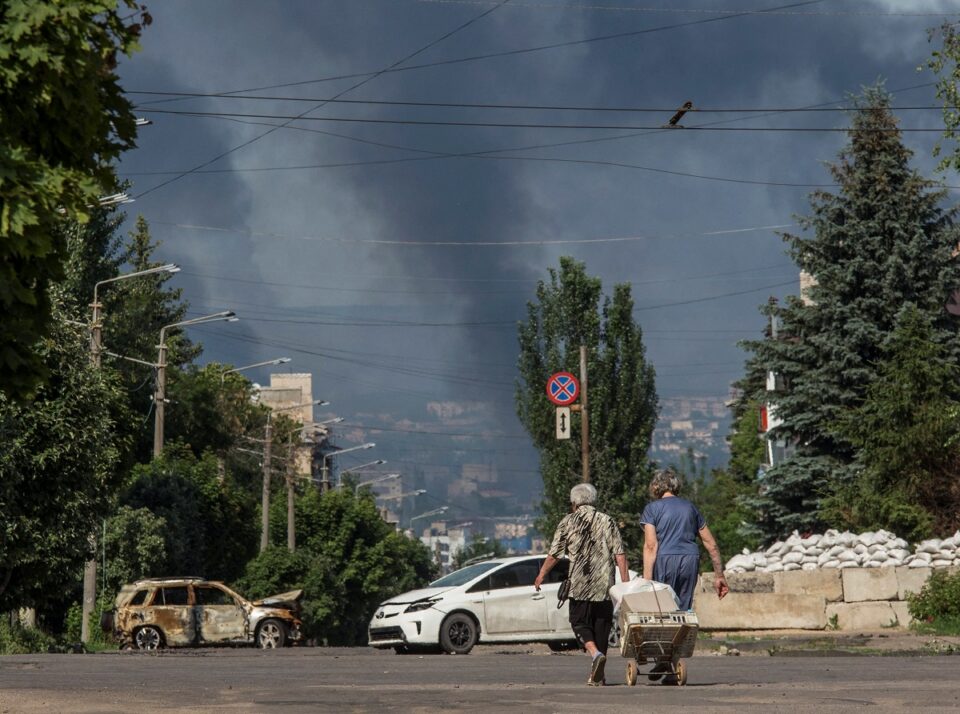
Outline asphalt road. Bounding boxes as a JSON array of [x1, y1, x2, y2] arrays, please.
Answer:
[[1, 645, 959, 713]]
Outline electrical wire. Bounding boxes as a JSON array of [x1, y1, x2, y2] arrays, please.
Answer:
[[137, 107, 950, 132], [414, 0, 960, 18], [133, 0, 514, 200], [154, 220, 794, 246], [129, 90, 957, 114], [140, 0, 824, 97]]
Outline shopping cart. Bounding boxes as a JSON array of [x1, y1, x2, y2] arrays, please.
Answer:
[[618, 608, 699, 686]]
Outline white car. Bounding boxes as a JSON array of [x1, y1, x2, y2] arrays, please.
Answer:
[[368, 555, 631, 654]]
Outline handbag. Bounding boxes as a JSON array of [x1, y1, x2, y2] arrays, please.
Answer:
[[557, 578, 571, 608], [556, 508, 598, 609]]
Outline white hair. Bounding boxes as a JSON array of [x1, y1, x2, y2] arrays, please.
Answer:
[[569, 483, 597, 507]]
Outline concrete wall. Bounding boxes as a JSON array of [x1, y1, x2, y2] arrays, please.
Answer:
[[693, 566, 957, 630]]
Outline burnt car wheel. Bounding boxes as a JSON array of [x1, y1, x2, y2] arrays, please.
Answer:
[[439, 613, 477, 655], [134, 626, 163, 651], [256, 619, 288, 649]]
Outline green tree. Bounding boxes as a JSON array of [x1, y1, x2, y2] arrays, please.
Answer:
[[0, 310, 128, 611], [122, 448, 258, 583], [450, 534, 508, 570], [823, 306, 960, 540], [516, 257, 658, 552], [740, 85, 960, 541], [239, 488, 436, 645], [101, 506, 168, 597], [0, 1, 149, 401]]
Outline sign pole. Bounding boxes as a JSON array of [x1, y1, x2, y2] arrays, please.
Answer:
[[580, 344, 589, 483]]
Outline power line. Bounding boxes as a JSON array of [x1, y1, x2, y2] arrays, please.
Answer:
[[129, 90, 954, 114], [415, 0, 960, 18], [138, 107, 950, 132], [123, 83, 941, 191], [156, 220, 794, 246], [133, 0, 513, 199], [143, 0, 823, 97]]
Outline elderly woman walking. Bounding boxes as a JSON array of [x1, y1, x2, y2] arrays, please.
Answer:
[[641, 467, 729, 612], [535, 483, 628, 687]]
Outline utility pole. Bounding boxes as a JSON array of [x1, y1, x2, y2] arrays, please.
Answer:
[[580, 344, 590, 483], [152, 340, 167, 458], [81, 297, 102, 644], [82, 262, 180, 644], [261, 417, 273, 552], [287, 431, 296, 552]]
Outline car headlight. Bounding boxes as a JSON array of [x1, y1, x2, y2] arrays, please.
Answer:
[[404, 600, 438, 613]]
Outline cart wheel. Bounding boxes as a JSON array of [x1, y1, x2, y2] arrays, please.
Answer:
[[626, 661, 638, 686], [675, 660, 687, 686]]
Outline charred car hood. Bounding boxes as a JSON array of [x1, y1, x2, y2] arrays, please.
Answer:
[[382, 587, 452, 605], [254, 589, 304, 608]]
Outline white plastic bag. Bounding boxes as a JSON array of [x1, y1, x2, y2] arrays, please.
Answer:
[[609, 578, 680, 614]]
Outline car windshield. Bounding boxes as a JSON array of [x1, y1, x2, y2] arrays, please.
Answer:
[[429, 561, 502, 587]]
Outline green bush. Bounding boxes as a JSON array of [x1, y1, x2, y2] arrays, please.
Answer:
[[0, 617, 56, 655], [907, 570, 960, 635]]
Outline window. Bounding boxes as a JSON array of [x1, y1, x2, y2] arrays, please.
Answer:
[[545, 558, 568, 584], [128, 589, 149, 606], [158, 587, 189, 606], [484, 561, 540, 591], [196, 586, 234, 606], [429, 561, 501, 588]]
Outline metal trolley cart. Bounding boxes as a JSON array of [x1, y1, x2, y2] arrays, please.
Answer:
[[619, 609, 699, 686]]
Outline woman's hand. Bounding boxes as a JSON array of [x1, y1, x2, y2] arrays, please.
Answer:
[[715, 574, 729, 600]]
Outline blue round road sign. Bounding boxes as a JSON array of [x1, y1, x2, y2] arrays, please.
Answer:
[[546, 372, 580, 406]]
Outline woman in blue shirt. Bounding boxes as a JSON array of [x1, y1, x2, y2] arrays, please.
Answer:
[[640, 467, 729, 611]]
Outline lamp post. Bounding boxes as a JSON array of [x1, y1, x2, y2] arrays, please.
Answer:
[[220, 357, 291, 385], [410, 506, 448, 529], [81, 263, 179, 646], [320, 443, 375, 491], [378, 489, 426, 502], [153, 311, 237, 458], [90, 263, 179, 368], [261, 399, 329, 552], [354, 473, 400, 495], [342, 459, 386, 476]]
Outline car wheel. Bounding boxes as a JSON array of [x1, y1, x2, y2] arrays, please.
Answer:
[[256, 619, 288, 649], [439, 613, 478, 655], [134, 626, 163, 651]]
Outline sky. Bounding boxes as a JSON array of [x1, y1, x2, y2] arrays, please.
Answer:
[[114, 0, 960, 511]]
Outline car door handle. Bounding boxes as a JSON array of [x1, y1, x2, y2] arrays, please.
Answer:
[[531, 594, 545, 601]]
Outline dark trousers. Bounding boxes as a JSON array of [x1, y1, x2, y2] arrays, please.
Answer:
[[568, 598, 614, 655], [652, 553, 700, 610]]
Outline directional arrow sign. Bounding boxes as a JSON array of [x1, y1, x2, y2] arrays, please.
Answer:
[[556, 407, 571, 440], [546, 371, 580, 406]]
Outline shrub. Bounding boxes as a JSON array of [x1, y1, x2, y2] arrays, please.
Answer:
[[0, 617, 56, 655], [907, 570, 960, 634]]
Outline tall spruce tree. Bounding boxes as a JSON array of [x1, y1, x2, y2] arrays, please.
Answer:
[[516, 257, 658, 552], [741, 85, 960, 541]]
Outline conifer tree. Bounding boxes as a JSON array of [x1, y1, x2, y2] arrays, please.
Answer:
[[741, 85, 960, 540]]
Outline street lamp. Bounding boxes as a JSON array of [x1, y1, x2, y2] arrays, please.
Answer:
[[81, 262, 179, 646], [153, 311, 238, 458], [220, 357, 291, 385], [260, 399, 329, 553], [342, 459, 386, 475], [354, 473, 401, 495], [90, 263, 180, 367], [410, 506, 448, 528], [378, 489, 426, 502], [320, 443, 375, 490]]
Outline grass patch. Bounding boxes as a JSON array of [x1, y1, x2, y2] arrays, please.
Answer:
[[911, 615, 960, 637]]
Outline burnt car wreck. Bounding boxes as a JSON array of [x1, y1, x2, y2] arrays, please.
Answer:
[[103, 577, 303, 650]]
